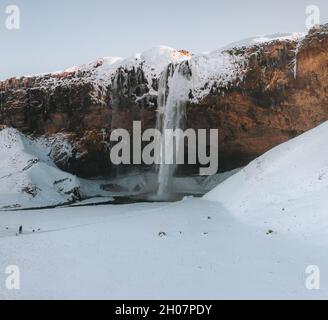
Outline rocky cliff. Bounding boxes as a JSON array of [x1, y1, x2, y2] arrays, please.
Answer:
[[1, 26, 328, 177]]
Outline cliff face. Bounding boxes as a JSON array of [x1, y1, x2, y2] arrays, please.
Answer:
[[187, 27, 328, 171], [1, 27, 328, 177]]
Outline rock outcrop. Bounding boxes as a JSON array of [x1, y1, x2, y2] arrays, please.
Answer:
[[1, 26, 328, 177], [187, 27, 328, 171]]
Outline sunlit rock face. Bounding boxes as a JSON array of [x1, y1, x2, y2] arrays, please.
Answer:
[[187, 26, 328, 172], [1, 26, 328, 177]]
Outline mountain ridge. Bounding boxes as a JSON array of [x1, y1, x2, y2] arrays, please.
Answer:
[[1, 25, 328, 177]]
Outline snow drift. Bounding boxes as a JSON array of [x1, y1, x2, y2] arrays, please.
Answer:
[[205, 121, 328, 243], [0, 128, 114, 209]]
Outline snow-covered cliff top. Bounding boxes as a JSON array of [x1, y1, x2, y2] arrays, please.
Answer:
[[220, 32, 306, 50], [0, 31, 305, 103]]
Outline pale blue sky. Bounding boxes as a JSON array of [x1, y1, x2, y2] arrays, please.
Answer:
[[1, 0, 328, 79]]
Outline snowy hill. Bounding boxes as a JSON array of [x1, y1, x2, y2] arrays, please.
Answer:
[[220, 32, 305, 50], [0, 128, 113, 209], [205, 121, 328, 243], [15, 46, 192, 93]]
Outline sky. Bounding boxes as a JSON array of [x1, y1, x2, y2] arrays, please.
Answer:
[[1, 0, 328, 79]]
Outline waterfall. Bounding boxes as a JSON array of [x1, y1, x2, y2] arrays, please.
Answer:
[[293, 42, 301, 79], [156, 61, 192, 198]]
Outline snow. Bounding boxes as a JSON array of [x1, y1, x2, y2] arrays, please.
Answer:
[[0, 128, 113, 209], [2, 33, 328, 299], [185, 32, 306, 102], [188, 50, 247, 102], [0, 198, 327, 299], [205, 121, 328, 244], [221, 32, 306, 50], [1, 124, 328, 299], [1, 33, 305, 104], [85, 45, 190, 80], [46, 46, 190, 91], [1, 122, 328, 300], [0, 127, 239, 208], [138, 46, 191, 77]]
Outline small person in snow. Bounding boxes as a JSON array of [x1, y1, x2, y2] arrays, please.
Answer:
[[19, 225, 23, 235]]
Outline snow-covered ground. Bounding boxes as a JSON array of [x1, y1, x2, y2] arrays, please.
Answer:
[[205, 121, 328, 245], [0, 128, 116, 209], [0, 198, 327, 300], [1, 122, 328, 299], [0, 127, 239, 209]]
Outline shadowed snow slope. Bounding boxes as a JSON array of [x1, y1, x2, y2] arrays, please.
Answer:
[[0, 128, 111, 209], [205, 121, 328, 243]]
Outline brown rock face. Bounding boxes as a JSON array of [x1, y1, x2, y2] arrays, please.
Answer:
[[1, 26, 328, 177], [0, 62, 158, 177], [187, 26, 328, 171]]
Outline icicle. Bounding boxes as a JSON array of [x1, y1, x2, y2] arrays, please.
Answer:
[[293, 39, 302, 80]]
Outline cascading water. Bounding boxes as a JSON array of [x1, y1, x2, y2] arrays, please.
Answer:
[[156, 61, 192, 199]]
